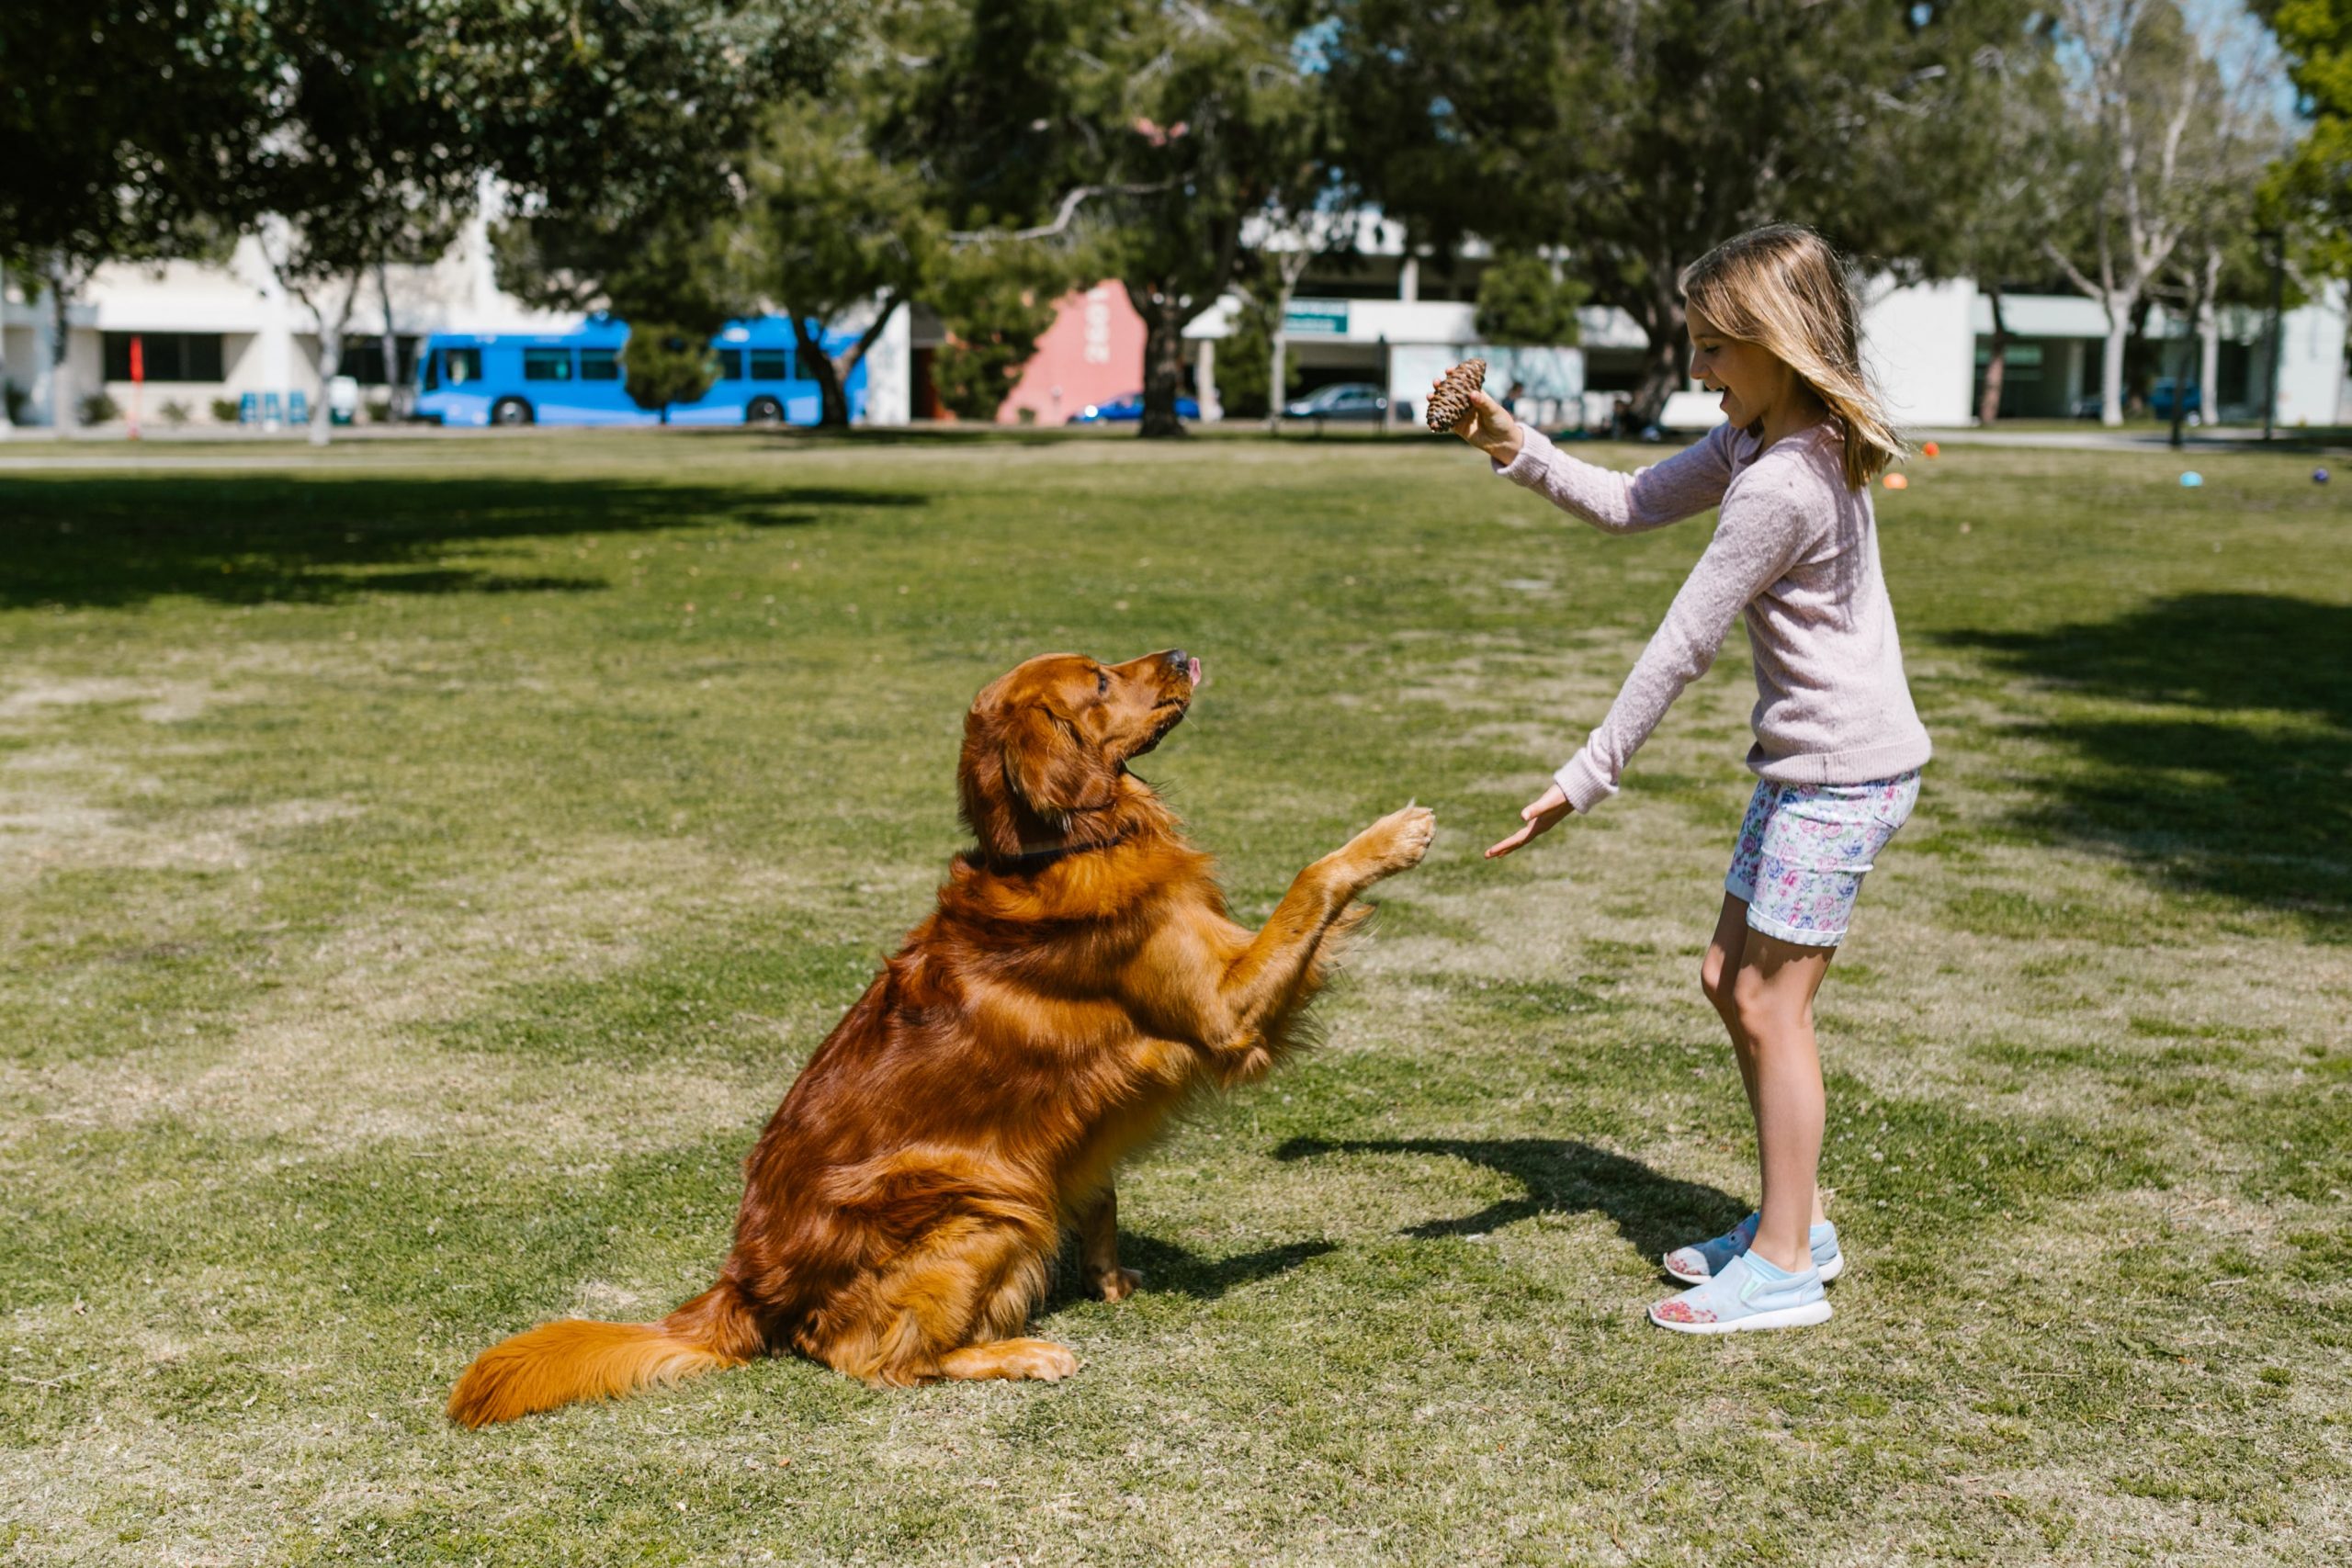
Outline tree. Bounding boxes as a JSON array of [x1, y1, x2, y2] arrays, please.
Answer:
[[620, 323, 721, 423], [258, 2, 483, 443], [741, 95, 940, 427], [2041, 0, 2281, 426], [486, 0, 850, 379], [895, 0, 1334, 437], [926, 245, 1062, 423], [1474, 254, 1587, 347], [1322, 0, 2051, 423], [0, 2, 278, 432], [2257, 0, 2352, 274]]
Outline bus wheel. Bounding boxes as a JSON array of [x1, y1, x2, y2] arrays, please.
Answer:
[[747, 396, 784, 425], [491, 397, 534, 426]]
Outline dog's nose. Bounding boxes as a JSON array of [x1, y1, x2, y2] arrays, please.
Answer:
[[1164, 649, 1191, 672]]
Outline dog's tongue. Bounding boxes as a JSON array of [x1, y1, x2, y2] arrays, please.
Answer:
[[1186, 657, 1204, 688]]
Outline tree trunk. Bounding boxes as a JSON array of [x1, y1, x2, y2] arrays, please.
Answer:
[[2197, 250, 2221, 424], [46, 266, 76, 438], [787, 312, 851, 428], [1126, 283, 1189, 440], [0, 255, 12, 436], [377, 261, 407, 420], [311, 321, 339, 446], [1976, 286, 2008, 426], [2098, 307, 2128, 429], [1626, 273, 1687, 427]]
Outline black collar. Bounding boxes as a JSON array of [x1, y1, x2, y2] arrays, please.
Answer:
[[983, 830, 1130, 874]]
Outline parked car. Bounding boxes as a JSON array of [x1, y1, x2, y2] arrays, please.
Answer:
[[2150, 378, 2203, 423], [1068, 392, 1200, 423], [1282, 382, 1394, 422]]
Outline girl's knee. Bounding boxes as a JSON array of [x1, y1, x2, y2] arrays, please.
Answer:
[[1699, 950, 1736, 1013]]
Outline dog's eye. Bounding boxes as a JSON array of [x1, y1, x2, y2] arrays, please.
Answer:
[[1096, 670, 1109, 696]]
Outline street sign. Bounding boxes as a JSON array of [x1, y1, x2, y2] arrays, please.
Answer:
[[1283, 300, 1349, 337]]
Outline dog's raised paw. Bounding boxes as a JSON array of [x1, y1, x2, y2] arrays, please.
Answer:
[[1352, 804, 1437, 877], [1093, 1267, 1143, 1303]]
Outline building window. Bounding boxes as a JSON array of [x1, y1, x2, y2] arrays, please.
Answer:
[[581, 348, 621, 381], [102, 332, 224, 383], [522, 347, 574, 381], [341, 335, 420, 387], [749, 347, 793, 381]]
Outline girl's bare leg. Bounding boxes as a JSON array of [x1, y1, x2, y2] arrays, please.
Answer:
[[1700, 895, 1831, 1245], [1729, 928, 1835, 1272]]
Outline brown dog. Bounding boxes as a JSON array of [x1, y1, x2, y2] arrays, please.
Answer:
[[447, 649, 1433, 1424]]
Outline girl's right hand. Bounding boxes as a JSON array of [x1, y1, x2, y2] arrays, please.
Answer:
[[1440, 385, 1522, 464]]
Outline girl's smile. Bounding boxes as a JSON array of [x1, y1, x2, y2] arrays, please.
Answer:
[[1687, 310, 1822, 446]]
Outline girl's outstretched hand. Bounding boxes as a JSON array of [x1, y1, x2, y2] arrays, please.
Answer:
[[1441, 386, 1522, 464], [1487, 781, 1571, 859]]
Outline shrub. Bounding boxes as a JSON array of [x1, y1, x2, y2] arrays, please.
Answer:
[[365, 395, 393, 424], [2, 381, 27, 424], [159, 400, 192, 427], [210, 397, 243, 424], [79, 390, 122, 426]]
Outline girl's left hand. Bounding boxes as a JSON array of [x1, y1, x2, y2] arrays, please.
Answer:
[[1486, 782, 1572, 859]]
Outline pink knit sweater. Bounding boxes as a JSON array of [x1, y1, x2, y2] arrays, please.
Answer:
[[1494, 421, 1931, 812]]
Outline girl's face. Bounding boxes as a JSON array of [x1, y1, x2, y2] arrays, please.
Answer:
[[1686, 310, 1802, 431]]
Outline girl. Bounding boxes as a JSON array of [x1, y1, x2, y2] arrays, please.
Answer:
[[1449, 224, 1929, 1334]]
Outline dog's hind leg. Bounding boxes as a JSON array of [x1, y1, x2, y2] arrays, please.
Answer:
[[1077, 1185, 1141, 1303]]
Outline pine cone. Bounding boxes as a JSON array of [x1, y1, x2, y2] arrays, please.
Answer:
[[1424, 358, 1487, 434]]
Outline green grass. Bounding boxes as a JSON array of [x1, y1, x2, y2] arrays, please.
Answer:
[[1, 430, 2346, 1565]]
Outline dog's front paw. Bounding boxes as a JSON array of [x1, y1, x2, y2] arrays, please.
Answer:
[[1092, 1266, 1143, 1303], [1347, 804, 1436, 881]]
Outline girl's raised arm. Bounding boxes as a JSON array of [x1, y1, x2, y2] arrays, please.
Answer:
[[1453, 389, 1738, 535]]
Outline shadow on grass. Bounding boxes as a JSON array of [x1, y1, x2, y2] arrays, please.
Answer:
[[1272, 1137, 1742, 1261], [1046, 1234, 1338, 1308], [0, 473, 928, 609], [1942, 592, 2352, 930]]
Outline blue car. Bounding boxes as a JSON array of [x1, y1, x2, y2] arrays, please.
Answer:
[[1067, 391, 1200, 423]]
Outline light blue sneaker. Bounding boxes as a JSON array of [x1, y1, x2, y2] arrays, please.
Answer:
[[1663, 1215, 1842, 1285], [1648, 1250, 1831, 1335]]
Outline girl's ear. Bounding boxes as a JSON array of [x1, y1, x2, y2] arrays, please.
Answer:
[[1001, 707, 1117, 818]]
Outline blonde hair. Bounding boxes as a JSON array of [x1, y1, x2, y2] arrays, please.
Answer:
[[1679, 225, 1904, 491]]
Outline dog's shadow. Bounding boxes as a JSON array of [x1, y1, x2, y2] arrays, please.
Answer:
[[1048, 1234, 1339, 1307], [1271, 1136, 1745, 1262], [1049, 1138, 1738, 1306]]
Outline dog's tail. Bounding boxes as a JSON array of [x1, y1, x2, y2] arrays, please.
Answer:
[[447, 1277, 763, 1428]]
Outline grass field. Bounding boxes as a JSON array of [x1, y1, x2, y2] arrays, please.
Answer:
[[1, 430, 2346, 1565]]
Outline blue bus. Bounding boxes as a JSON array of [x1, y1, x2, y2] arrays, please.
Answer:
[[413, 315, 868, 427]]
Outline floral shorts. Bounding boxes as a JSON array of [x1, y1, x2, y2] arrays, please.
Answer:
[[1724, 771, 1921, 947]]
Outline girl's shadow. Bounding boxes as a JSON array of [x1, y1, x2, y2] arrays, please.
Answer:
[[1272, 1136, 1744, 1260]]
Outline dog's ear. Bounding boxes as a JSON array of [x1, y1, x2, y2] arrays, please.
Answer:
[[1001, 705, 1117, 818]]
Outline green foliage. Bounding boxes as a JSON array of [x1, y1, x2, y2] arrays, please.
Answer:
[[1210, 298, 1299, 421], [1473, 254, 1588, 347], [925, 251, 1060, 423], [1324, 0, 2054, 417], [618, 322, 719, 421], [76, 391, 120, 426], [892, 0, 1333, 436], [209, 396, 242, 423], [2259, 0, 2352, 271]]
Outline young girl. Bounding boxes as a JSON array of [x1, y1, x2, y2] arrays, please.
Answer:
[[1449, 224, 1929, 1334]]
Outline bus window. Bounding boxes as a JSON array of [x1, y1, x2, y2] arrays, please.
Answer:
[[750, 348, 792, 381], [440, 347, 482, 388], [523, 347, 574, 382], [715, 349, 744, 381], [581, 348, 620, 381]]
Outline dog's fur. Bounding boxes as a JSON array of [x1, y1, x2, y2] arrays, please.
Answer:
[[446, 649, 1433, 1425]]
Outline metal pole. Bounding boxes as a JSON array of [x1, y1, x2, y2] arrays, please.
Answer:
[[2261, 229, 2285, 442]]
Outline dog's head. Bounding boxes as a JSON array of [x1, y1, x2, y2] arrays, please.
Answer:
[[958, 649, 1201, 862]]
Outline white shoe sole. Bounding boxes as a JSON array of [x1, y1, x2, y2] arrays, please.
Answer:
[[1663, 1250, 1844, 1287], [1648, 1297, 1833, 1335]]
